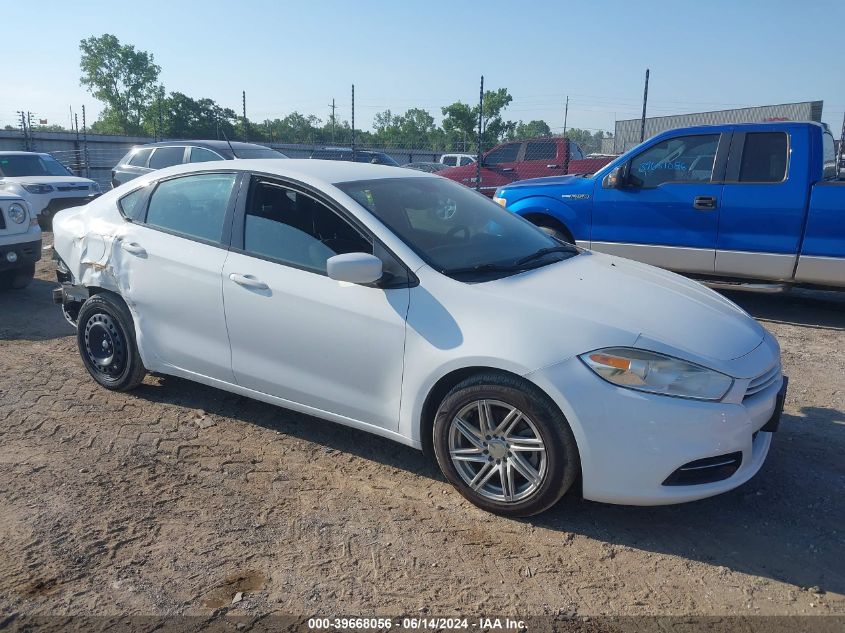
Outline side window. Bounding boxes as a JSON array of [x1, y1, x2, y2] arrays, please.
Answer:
[[144, 173, 236, 243], [822, 132, 836, 180], [484, 143, 521, 165], [148, 146, 186, 170], [243, 180, 372, 274], [442, 156, 457, 166], [189, 147, 223, 163], [525, 141, 557, 161], [569, 142, 584, 160], [128, 148, 153, 167], [629, 134, 720, 188], [459, 157, 473, 166], [117, 186, 147, 221], [738, 132, 788, 183]]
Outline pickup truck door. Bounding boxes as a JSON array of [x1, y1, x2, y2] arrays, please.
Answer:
[[516, 139, 566, 181], [589, 132, 728, 274], [716, 128, 806, 279], [478, 142, 523, 195]]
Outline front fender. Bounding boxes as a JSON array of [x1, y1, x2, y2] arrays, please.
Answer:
[[509, 195, 591, 242]]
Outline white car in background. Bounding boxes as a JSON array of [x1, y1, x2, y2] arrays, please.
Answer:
[[0, 192, 40, 289], [51, 160, 785, 516], [439, 153, 476, 167], [0, 151, 101, 230]]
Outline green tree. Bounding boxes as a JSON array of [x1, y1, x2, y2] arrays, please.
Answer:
[[442, 88, 515, 151], [79, 34, 161, 134], [143, 91, 238, 139], [513, 119, 552, 140]]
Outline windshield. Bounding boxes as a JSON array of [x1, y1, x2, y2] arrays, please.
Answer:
[[336, 177, 576, 279], [0, 154, 73, 177], [234, 149, 288, 159], [356, 153, 400, 167]]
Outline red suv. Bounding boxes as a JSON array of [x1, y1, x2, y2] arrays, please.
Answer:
[[439, 137, 613, 196]]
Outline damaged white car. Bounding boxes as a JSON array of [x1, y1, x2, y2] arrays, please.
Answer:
[[52, 160, 785, 516]]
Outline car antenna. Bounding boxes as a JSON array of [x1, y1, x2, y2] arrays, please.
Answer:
[[221, 131, 239, 159]]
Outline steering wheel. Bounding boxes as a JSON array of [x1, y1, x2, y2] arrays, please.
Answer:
[[447, 225, 470, 241]]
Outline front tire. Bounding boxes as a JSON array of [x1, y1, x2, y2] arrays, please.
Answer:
[[0, 263, 35, 290], [433, 373, 580, 517], [76, 293, 146, 391]]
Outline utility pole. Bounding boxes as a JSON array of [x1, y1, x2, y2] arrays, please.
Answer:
[[17, 111, 28, 151], [640, 68, 650, 143], [157, 91, 163, 142], [74, 113, 80, 175], [351, 84, 355, 160], [563, 96, 569, 138], [329, 98, 336, 143], [475, 75, 483, 192], [27, 112, 36, 152], [242, 90, 248, 142], [82, 105, 90, 179]]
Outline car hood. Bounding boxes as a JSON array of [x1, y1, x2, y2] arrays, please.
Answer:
[[500, 174, 587, 189], [1, 176, 95, 186], [475, 250, 766, 371]]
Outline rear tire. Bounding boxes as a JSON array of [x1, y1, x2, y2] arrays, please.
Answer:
[[433, 373, 580, 517], [76, 293, 146, 391]]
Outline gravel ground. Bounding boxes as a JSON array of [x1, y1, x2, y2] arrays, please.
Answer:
[[0, 235, 843, 620]]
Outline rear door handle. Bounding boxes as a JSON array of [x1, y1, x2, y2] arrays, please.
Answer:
[[546, 164, 560, 169], [120, 242, 146, 256], [693, 196, 717, 210], [229, 273, 269, 291]]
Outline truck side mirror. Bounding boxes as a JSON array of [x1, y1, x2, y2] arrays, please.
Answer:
[[603, 165, 624, 189]]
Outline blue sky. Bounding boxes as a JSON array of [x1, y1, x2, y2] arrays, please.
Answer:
[[4, 0, 844, 136]]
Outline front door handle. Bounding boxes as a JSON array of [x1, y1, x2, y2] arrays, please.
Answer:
[[546, 164, 560, 169], [229, 273, 269, 291], [120, 242, 146, 256], [693, 196, 717, 210]]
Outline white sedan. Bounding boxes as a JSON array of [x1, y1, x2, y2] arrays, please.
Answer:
[[52, 160, 785, 516]]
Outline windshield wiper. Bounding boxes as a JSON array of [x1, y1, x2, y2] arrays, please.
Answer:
[[442, 262, 525, 276], [514, 245, 578, 266]]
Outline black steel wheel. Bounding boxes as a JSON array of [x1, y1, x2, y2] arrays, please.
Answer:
[[76, 293, 146, 391]]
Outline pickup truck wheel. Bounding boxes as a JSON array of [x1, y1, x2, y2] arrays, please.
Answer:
[[0, 264, 35, 290], [433, 373, 580, 517], [76, 294, 146, 391]]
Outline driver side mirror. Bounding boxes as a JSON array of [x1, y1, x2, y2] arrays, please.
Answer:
[[603, 163, 629, 189], [327, 252, 383, 285]]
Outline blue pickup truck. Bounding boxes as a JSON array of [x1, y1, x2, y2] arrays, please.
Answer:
[[493, 121, 844, 290]]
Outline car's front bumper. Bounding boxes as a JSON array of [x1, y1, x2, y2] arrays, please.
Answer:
[[527, 346, 783, 506], [0, 232, 41, 271]]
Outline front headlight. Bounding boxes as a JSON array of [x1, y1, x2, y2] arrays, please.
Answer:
[[90, 182, 101, 193], [579, 347, 733, 401], [8, 202, 27, 224], [22, 183, 54, 194]]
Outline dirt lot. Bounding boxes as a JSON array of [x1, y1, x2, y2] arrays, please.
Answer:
[[1, 234, 843, 620]]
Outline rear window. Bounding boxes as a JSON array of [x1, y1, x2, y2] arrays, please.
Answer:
[[144, 173, 237, 243], [739, 133, 788, 183], [148, 147, 186, 169], [441, 156, 457, 166], [128, 148, 153, 167], [525, 141, 557, 161], [234, 148, 287, 159]]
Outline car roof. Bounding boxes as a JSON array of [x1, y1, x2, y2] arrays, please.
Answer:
[[0, 151, 52, 157], [133, 158, 433, 187], [134, 140, 273, 150]]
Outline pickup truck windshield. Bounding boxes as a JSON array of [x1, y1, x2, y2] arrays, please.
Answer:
[[0, 154, 73, 177], [337, 177, 576, 279]]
